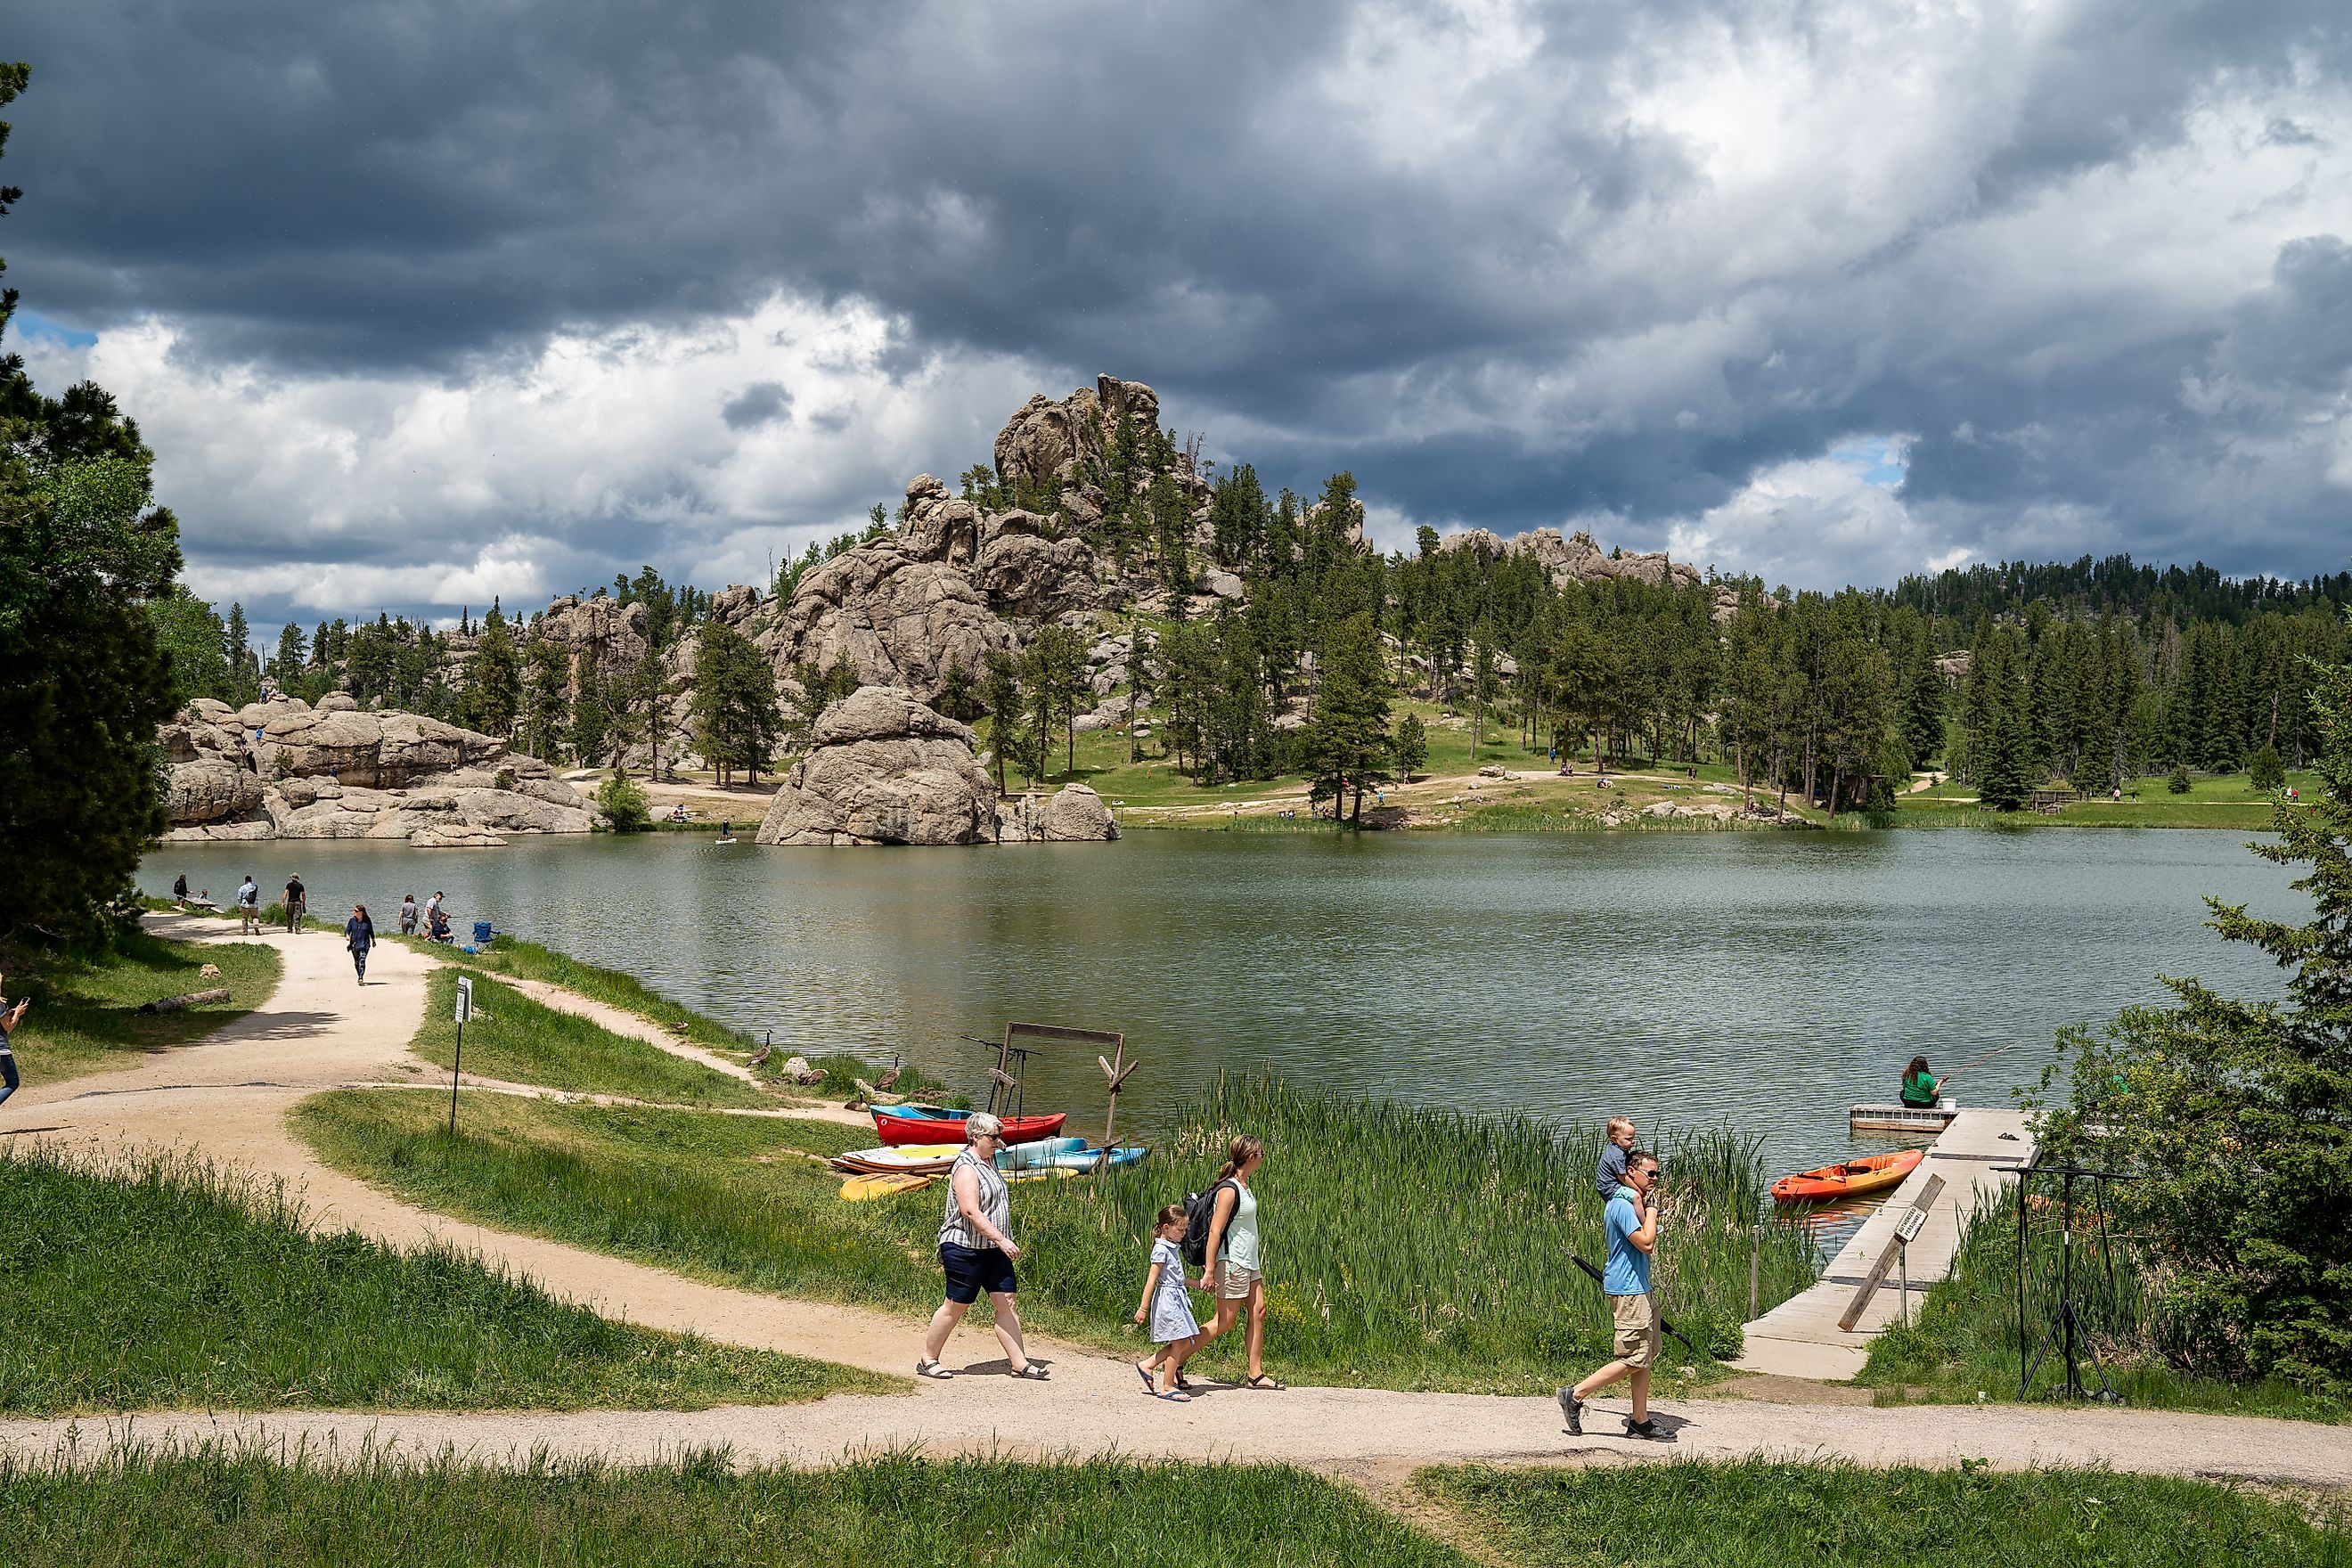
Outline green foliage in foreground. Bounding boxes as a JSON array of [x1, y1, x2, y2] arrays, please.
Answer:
[[592, 772, 652, 831], [297, 1074, 1815, 1392], [0, 1146, 885, 1415], [412, 969, 765, 1109], [1859, 1193, 2341, 1424], [3, 927, 278, 1081], [1422, 1458, 2346, 1567], [2037, 636, 2352, 1398], [0, 1450, 1467, 1568]]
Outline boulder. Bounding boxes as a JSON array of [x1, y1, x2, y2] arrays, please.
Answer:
[[165, 758, 265, 824], [756, 687, 1001, 846], [996, 783, 1121, 843], [410, 825, 508, 849]]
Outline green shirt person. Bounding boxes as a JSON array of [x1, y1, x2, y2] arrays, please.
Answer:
[[1900, 1056, 1944, 1108]]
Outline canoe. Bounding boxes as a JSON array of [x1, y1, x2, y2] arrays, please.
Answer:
[[872, 1109, 1067, 1147], [829, 1137, 1092, 1176], [1770, 1148, 1924, 1205], [1006, 1145, 1148, 1172]]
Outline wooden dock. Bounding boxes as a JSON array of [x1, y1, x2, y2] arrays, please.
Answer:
[[1732, 1107, 2036, 1381]]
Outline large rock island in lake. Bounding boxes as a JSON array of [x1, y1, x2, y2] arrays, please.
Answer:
[[160, 695, 592, 844], [756, 686, 1117, 847]]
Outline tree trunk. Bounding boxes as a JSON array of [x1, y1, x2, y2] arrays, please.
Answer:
[[1802, 723, 1817, 808], [1825, 764, 1842, 823]]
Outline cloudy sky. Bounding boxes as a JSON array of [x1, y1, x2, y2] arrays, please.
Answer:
[[8, 1, 2350, 632]]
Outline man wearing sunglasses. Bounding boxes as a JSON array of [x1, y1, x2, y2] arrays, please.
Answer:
[[1559, 1149, 1668, 1441]]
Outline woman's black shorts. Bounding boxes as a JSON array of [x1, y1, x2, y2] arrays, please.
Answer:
[[939, 1241, 1017, 1303]]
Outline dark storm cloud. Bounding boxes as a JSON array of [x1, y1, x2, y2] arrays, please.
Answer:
[[7, 0, 2352, 606]]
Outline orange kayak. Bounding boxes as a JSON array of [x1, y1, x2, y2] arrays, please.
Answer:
[[1770, 1148, 1924, 1205]]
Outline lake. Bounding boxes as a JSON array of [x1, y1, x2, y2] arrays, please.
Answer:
[[139, 827, 2303, 1188]]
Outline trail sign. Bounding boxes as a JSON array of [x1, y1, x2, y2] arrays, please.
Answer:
[[454, 976, 474, 1024]]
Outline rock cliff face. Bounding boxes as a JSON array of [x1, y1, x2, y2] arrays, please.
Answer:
[[755, 687, 1118, 848], [159, 696, 592, 843]]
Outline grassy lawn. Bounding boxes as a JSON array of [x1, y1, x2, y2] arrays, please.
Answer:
[[0, 1452, 1466, 1568], [294, 1075, 1817, 1392], [414, 933, 954, 1101], [1895, 768, 2318, 829], [1419, 1458, 2346, 1566], [4, 927, 280, 1082], [1857, 1196, 2343, 1425], [0, 1144, 887, 1415], [412, 969, 769, 1109]]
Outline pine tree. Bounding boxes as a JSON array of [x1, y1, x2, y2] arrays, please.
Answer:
[[2042, 634, 2352, 1394], [520, 636, 571, 763], [1303, 612, 1393, 822], [221, 602, 259, 705], [1393, 712, 1427, 781], [568, 650, 608, 766], [2249, 742, 2286, 792], [271, 620, 307, 688], [463, 603, 522, 739], [979, 649, 1026, 794], [1979, 691, 2033, 810]]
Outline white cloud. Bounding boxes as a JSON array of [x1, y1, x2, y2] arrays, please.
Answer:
[[18, 293, 1054, 625]]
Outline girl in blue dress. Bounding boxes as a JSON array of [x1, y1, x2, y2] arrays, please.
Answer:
[[1131, 1205, 1202, 1401]]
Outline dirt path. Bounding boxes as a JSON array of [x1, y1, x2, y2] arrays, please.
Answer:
[[8, 917, 2351, 1491]]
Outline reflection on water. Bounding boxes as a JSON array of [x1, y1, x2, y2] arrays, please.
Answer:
[[141, 828, 2297, 1200]]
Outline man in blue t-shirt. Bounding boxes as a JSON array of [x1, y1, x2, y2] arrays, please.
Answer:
[[1558, 1149, 1667, 1440]]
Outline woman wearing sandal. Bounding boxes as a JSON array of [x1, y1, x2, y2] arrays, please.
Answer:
[[1193, 1134, 1285, 1391], [917, 1113, 1049, 1383]]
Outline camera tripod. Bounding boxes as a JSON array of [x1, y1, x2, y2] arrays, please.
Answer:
[[1997, 1160, 2138, 1402]]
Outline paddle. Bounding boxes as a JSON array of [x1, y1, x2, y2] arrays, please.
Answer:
[[1566, 1252, 1704, 1358]]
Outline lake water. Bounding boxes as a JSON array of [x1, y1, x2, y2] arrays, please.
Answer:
[[139, 828, 2303, 1190]]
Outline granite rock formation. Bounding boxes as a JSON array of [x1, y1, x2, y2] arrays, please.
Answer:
[[159, 697, 592, 843], [755, 687, 1002, 846]]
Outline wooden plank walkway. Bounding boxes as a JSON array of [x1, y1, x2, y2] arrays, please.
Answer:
[[1732, 1107, 2036, 1380]]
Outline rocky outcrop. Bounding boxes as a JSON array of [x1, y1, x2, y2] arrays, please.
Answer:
[[995, 783, 1121, 843], [1437, 527, 1700, 592], [993, 374, 1164, 494], [537, 593, 653, 689], [159, 698, 591, 843], [756, 687, 1002, 846]]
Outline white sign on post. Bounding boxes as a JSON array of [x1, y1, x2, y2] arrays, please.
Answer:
[[454, 976, 474, 1024]]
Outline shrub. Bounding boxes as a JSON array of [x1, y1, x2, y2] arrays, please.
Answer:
[[593, 773, 651, 832], [2167, 764, 2193, 795], [2248, 743, 2285, 792]]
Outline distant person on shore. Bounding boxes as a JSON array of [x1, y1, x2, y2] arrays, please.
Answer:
[[918, 1113, 1049, 1382], [236, 875, 260, 935], [1596, 1115, 1636, 1199], [1192, 1133, 1284, 1390], [345, 903, 376, 985], [283, 873, 306, 933], [1559, 1149, 1667, 1441], [172, 873, 188, 909], [0, 976, 28, 1107], [1900, 1056, 1945, 1109], [398, 894, 419, 936], [1133, 1204, 1203, 1401]]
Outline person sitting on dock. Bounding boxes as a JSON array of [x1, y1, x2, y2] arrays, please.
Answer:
[[1899, 1055, 1945, 1109]]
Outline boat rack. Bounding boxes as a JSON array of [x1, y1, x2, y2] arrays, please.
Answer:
[[1849, 1100, 1960, 1132]]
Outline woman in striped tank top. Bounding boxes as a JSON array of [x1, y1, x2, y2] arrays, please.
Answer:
[[917, 1113, 1049, 1381]]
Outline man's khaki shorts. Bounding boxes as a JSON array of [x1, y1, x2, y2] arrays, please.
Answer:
[[1610, 1293, 1659, 1368], [1217, 1262, 1262, 1302]]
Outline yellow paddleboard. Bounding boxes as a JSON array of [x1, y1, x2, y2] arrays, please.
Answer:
[[839, 1172, 937, 1202]]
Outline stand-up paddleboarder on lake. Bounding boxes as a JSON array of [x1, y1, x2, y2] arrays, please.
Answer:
[[1560, 1148, 1668, 1440]]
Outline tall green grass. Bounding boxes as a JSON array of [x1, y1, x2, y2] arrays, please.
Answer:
[[411, 969, 767, 1108], [1001, 1074, 1813, 1384], [0, 1450, 1469, 1568], [1860, 1190, 2344, 1423], [3, 927, 280, 1082], [1421, 1458, 2346, 1566], [298, 1074, 1815, 1392], [0, 1144, 886, 1414]]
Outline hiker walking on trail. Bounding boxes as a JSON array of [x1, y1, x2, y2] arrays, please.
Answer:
[[1560, 1149, 1668, 1441], [918, 1113, 1049, 1383], [344, 904, 376, 985], [236, 875, 260, 935], [1191, 1133, 1285, 1390], [0, 977, 28, 1107], [398, 894, 419, 935], [283, 873, 306, 933], [172, 873, 188, 908]]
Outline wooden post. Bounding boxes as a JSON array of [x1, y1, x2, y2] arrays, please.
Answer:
[[1096, 1039, 1139, 1169]]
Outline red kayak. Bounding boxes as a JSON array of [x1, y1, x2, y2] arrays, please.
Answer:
[[872, 1110, 1067, 1147]]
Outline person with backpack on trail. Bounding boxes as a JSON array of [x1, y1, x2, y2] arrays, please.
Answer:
[[1187, 1133, 1285, 1390]]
